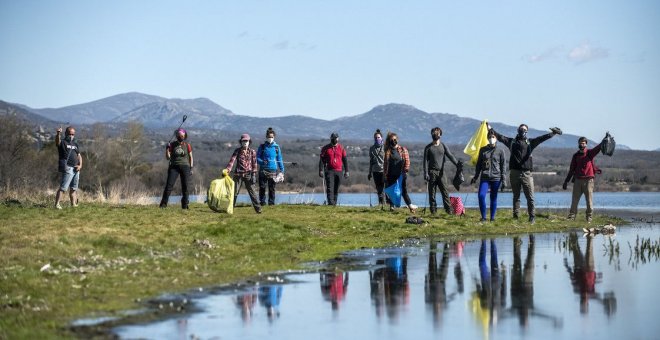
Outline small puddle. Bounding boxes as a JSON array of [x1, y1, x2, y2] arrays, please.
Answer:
[[81, 225, 659, 339]]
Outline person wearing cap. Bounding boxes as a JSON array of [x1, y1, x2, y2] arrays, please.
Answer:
[[490, 124, 562, 223], [160, 128, 194, 209], [319, 132, 349, 205], [54, 125, 82, 209], [563, 135, 606, 223], [256, 127, 285, 206], [226, 133, 261, 213]]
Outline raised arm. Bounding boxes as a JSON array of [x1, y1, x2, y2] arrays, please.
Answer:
[[529, 132, 555, 150], [491, 129, 513, 150]]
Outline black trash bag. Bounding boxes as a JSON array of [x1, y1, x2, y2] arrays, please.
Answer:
[[452, 161, 465, 191], [405, 216, 425, 224], [601, 132, 616, 156]]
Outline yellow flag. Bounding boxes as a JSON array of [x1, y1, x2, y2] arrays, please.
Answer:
[[464, 120, 489, 166]]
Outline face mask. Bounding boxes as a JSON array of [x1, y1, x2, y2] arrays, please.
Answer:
[[331, 138, 338, 145], [266, 137, 274, 144], [375, 136, 383, 145], [579, 145, 586, 151], [432, 134, 440, 141], [489, 138, 496, 145], [176, 135, 184, 142], [391, 140, 398, 146], [517, 129, 527, 139], [241, 141, 249, 148], [65, 135, 74, 142]]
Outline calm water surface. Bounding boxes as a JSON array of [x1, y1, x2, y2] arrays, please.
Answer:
[[114, 226, 660, 339]]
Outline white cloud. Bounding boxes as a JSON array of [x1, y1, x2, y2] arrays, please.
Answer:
[[525, 46, 562, 63], [567, 42, 609, 64]]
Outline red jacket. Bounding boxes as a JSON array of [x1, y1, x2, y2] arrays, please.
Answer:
[[567, 143, 602, 180], [319, 143, 348, 172]]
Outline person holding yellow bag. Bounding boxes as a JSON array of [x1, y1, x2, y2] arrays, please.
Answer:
[[226, 133, 262, 214]]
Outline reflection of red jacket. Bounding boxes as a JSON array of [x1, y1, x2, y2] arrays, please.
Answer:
[[330, 275, 347, 302], [580, 270, 596, 294]]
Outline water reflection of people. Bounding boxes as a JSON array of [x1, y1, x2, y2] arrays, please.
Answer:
[[320, 271, 349, 311], [470, 239, 506, 335], [564, 233, 617, 316], [258, 285, 283, 321], [369, 256, 409, 322], [234, 288, 258, 323], [425, 242, 456, 328], [507, 235, 561, 328]]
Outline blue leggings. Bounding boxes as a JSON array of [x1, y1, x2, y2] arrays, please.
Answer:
[[478, 180, 501, 220]]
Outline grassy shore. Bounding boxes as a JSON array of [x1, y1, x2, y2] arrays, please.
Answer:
[[0, 202, 622, 339]]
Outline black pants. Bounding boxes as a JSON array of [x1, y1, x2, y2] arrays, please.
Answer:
[[160, 164, 191, 208], [259, 170, 277, 205], [324, 170, 342, 206], [372, 172, 389, 205], [234, 174, 261, 212], [428, 170, 451, 214]]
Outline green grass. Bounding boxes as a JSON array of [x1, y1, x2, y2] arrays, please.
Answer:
[[0, 202, 622, 339]]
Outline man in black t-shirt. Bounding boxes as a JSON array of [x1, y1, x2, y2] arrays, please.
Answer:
[[55, 126, 83, 209]]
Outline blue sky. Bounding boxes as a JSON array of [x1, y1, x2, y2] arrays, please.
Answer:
[[1, 1, 658, 150]]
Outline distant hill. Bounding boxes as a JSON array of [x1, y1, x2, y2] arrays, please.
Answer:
[[0, 100, 59, 126], [11, 92, 611, 148]]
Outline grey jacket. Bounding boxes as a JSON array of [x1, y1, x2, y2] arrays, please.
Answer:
[[369, 144, 385, 174], [474, 144, 507, 181]]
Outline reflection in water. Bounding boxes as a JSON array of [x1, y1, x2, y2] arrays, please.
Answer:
[[471, 239, 506, 337], [564, 233, 617, 316], [258, 285, 283, 321], [320, 272, 349, 311], [425, 241, 462, 328], [508, 235, 561, 328], [234, 288, 258, 323], [370, 256, 409, 322]]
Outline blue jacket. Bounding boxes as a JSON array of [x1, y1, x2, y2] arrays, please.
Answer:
[[257, 142, 285, 173]]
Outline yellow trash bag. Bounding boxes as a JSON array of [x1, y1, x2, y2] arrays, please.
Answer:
[[463, 120, 489, 166], [207, 169, 235, 214]]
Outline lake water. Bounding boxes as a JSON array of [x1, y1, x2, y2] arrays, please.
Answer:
[[213, 191, 660, 212], [114, 226, 660, 339]]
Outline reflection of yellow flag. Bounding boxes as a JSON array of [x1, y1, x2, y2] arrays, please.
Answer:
[[464, 120, 489, 166], [207, 169, 235, 214]]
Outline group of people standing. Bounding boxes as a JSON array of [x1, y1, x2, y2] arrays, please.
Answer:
[[54, 122, 609, 223]]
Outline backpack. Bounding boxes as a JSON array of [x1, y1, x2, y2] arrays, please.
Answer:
[[450, 196, 465, 216], [207, 169, 235, 214], [601, 132, 615, 156]]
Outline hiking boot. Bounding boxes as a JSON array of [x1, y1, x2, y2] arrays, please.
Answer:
[[512, 213, 519, 220], [159, 204, 167, 209], [566, 214, 575, 220], [256, 206, 262, 214], [529, 216, 536, 224], [55, 203, 62, 210]]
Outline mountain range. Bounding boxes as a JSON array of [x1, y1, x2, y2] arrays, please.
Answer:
[[4, 92, 620, 148]]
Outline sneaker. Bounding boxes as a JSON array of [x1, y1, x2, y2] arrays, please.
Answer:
[[529, 216, 536, 224], [256, 207, 262, 214], [72, 203, 79, 208], [480, 218, 487, 222], [566, 215, 575, 220], [55, 203, 62, 210]]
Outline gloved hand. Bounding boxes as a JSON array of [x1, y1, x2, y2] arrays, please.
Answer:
[[319, 170, 324, 178], [344, 171, 350, 179], [470, 177, 477, 185], [550, 127, 563, 135], [562, 182, 568, 190], [424, 173, 430, 182], [368, 173, 372, 181]]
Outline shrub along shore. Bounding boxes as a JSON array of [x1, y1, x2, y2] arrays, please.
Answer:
[[0, 202, 623, 339]]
